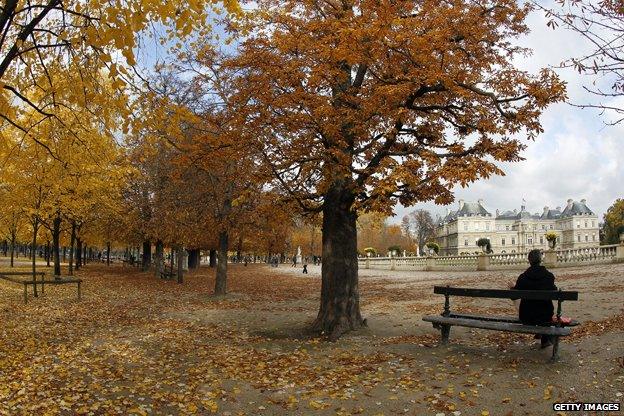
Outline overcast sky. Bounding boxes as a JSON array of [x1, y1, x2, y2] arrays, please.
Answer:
[[392, 2, 624, 224]]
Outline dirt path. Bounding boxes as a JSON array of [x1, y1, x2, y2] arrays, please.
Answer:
[[0, 262, 621, 415]]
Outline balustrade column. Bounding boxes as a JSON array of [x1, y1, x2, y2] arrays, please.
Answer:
[[477, 253, 489, 271], [425, 256, 435, 271], [544, 250, 557, 268], [616, 245, 624, 263]]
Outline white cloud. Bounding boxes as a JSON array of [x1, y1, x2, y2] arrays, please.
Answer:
[[392, 4, 624, 223]]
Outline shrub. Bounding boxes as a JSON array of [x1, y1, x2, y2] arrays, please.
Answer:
[[387, 245, 402, 253], [476, 238, 492, 253], [545, 231, 558, 242], [425, 242, 440, 254], [363, 247, 377, 255]]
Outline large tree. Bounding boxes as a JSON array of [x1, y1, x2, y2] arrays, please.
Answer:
[[0, 0, 241, 145], [222, 0, 566, 340], [409, 209, 436, 255], [602, 198, 624, 244]]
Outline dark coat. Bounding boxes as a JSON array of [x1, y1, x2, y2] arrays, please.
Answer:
[[513, 265, 557, 325]]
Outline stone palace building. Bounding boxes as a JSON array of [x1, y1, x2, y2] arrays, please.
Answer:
[[435, 198, 599, 255]]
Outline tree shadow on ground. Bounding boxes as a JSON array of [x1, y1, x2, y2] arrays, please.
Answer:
[[251, 323, 319, 340]]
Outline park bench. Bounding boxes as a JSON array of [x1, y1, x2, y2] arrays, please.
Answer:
[[422, 286, 579, 361], [0, 272, 82, 304], [160, 270, 176, 280]]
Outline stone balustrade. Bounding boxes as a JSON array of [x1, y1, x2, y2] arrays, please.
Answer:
[[360, 244, 623, 271]]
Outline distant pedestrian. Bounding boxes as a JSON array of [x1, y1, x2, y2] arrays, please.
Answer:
[[302, 257, 308, 274]]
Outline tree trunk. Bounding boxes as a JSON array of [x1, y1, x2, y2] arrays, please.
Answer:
[[312, 182, 365, 341], [106, 242, 111, 266], [176, 246, 184, 284], [209, 249, 216, 268], [9, 230, 15, 267], [142, 240, 151, 271], [52, 215, 61, 276], [188, 248, 200, 269], [215, 231, 228, 295], [45, 241, 50, 267], [76, 238, 82, 270], [236, 236, 242, 261], [31, 218, 39, 297], [154, 240, 164, 277], [69, 221, 76, 276]]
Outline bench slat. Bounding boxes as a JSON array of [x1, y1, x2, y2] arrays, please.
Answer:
[[448, 313, 580, 327], [433, 286, 578, 301], [423, 315, 572, 336], [449, 313, 521, 324]]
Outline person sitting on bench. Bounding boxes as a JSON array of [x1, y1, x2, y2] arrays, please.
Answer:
[[508, 249, 557, 349]]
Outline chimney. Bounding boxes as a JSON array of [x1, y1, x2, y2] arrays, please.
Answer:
[[496, 209, 500, 217], [556, 206, 561, 211], [477, 198, 483, 206], [580, 198, 586, 204], [513, 209, 517, 214], [543, 206, 549, 214], [459, 199, 464, 209], [567, 198, 573, 207], [446, 208, 451, 215]]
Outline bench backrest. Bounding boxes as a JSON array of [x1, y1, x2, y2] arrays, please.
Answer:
[[0, 271, 46, 276], [433, 286, 578, 301]]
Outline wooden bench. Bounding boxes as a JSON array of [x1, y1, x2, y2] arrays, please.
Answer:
[[422, 286, 579, 361], [0, 272, 82, 304], [160, 270, 176, 280]]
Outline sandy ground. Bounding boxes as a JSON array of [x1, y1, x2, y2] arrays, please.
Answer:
[[0, 260, 622, 415]]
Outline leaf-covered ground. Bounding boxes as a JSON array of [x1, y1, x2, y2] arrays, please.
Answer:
[[0, 260, 622, 415]]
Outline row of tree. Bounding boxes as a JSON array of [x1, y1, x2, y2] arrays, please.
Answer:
[[1, 0, 621, 339]]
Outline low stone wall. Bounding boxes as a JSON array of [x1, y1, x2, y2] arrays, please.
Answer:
[[359, 244, 624, 271]]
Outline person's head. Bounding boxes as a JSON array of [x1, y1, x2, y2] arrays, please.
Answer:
[[528, 249, 542, 266]]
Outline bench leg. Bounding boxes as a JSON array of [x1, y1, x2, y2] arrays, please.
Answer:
[[440, 325, 451, 344], [550, 336, 560, 362]]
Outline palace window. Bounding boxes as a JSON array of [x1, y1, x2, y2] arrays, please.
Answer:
[[505, 225, 509, 231], [577, 235, 581, 242], [585, 235, 588, 242], [464, 223, 468, 231], [464, 239, 468, 246], [592, 220, 595, 227], [592, 234, 596, 241], [486, 223, 490, 231], [528, 237, 533, 244], [501, 238, 506, 246], [576, 221, 580, 228], [540, 237, 543, 244], [541, 225, 545, 230], [511, 237, 516, 245], [549, 224, 553, 230], [584, 221, 588, 228]]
